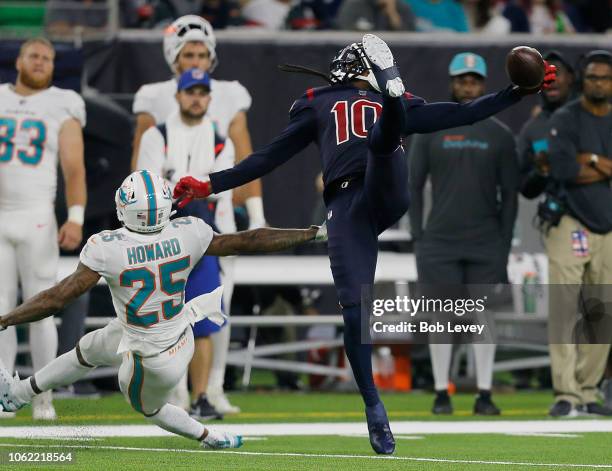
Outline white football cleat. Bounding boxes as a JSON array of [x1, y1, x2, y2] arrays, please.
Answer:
[[32, 391, 56, 421], [209, 393, 241, 415], [201, 430, 243, 449], [361, 34, 405, 98], [0, 367, 24, 413]]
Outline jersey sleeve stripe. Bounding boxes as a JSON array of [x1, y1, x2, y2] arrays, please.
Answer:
[[140, 170, 158, 227]]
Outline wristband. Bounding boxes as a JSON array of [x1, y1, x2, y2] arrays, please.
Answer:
[[68, 205, 85, 225], [245, 196, 266, 228]]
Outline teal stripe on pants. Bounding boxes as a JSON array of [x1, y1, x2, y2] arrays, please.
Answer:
[[128, 354, 144, 413]]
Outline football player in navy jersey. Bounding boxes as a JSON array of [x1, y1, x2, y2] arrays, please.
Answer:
[[173, 34, 556, 454]]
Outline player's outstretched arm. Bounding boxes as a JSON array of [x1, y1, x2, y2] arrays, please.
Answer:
[[206, 225, 326, 256], [402, 63, 556, 135], [0, 263, 100, 330], [403, 87, 520, 135], [173, 107, 317, 208]]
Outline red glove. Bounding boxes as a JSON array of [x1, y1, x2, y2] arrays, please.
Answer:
[[541, 61, 557, 90], [517, 61, 557, 96], [173, 176, 212, 209]]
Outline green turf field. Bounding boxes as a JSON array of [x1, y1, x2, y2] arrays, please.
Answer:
[[1, 392, 611, 470]]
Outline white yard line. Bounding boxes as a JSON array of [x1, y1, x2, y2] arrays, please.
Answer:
[[506, 433, 582, 438], [0, 443, 610, 469], [1, 421, 612, 438]]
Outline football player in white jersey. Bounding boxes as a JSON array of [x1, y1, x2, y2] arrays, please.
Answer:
[[132, 15, 262, 415], [0, 170, 324, 448], [0, 37, 87, 420], [136, 68, 234, 419]]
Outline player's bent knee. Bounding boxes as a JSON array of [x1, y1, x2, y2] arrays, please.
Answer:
[[75, 343, 95, 368]]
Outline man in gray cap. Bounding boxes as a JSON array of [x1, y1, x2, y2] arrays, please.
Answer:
[[409, 52, 519, 416]]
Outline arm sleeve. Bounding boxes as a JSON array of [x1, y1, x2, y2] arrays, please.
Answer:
[[135, 127, 166, 175], [209, 104, 317, 193], [517, 121, 549, 199], [79, 235, 105, 276], [191, 216, 215, 257], [229, 81, 252, 113], [549, 109, 580, 183], [63, 91, 86, 128], [497, 130, 519, 250], [407, 134, 429, 241], [132, 85, 154, 115], [402, 86, 521, 135]]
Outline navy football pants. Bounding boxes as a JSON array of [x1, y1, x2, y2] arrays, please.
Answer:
[[325, 96, 409, 407]]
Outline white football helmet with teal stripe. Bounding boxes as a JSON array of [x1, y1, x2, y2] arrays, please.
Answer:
[[115, 171, 173, 233]]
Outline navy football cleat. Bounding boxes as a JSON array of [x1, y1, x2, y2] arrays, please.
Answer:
[[361, 34, 405, 98], [365, 401, 395, 454]]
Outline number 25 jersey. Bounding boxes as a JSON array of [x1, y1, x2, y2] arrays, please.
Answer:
[[0, 84, 86, 211]]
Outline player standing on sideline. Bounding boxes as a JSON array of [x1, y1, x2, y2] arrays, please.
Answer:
[[174, 34, 556, 454], [136, 68, 233, 419], [0, 37, 86, 420], [409, 53, 519, 416], [132, 15, 263, 416], [0, 170, 325, 448]]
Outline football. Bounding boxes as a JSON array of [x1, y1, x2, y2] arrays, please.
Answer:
[[506, 46, 545, 89]]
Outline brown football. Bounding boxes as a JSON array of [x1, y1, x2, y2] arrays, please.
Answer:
[[506, 46, 545, 89]]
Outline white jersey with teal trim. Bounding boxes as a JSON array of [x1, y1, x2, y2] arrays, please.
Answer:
[[132, 78, 251, 139], [0, 84, 86, 212], [79, 216, 213, 355]]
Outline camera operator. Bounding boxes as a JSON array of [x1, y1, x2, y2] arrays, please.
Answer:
[[545, 50, 612, 418]]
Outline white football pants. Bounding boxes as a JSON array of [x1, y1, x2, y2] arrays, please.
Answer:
[[0, 209, 58, 374]]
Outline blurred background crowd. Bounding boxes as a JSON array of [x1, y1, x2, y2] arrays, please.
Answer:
[[0, 0, 610, 36]]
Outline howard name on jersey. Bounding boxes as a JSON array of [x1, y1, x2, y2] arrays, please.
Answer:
[[132, 78, 251, 139], [0, 85, 86, 211], [79, 216, 213, 353]]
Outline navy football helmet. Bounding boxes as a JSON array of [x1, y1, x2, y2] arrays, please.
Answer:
[[329, 42, 379, 91]]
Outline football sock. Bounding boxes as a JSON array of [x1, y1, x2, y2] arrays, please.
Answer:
[[430, 343, 452, 391], [208, 324, 230, 396], [147, 403, 205, 440], [29, 317, 58, 372], [342, 304, 380, 407], [0, 326, 17, 373], [368, 95, 404, 155], [30, 349, 92, 395], [474, 343, 495, 391]]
